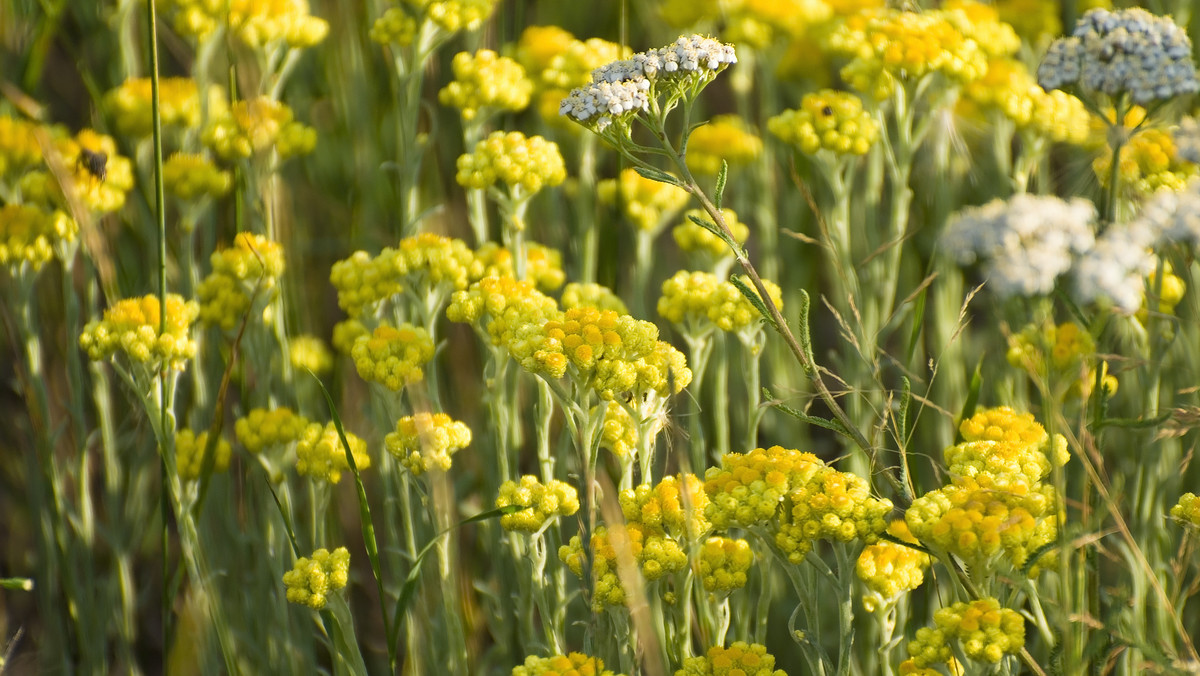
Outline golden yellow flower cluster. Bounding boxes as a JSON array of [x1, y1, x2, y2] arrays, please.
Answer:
[[495, 475, 580, 532], [962, 59, 1090, 145], [203, 97, 316, 161], [350, 324, 435, 391], [704, 446, 825, 530], [289, 334, 334, 375], [598, 168, 690, 234], [0, 116, 43, 179], [659, 271, 782, 336], [559, 522, 688, 611], [384, 412, 472, 475], [79, 294, 200, 371], [933, 598, 1025, 663], [775, 465, 893, 564], [330, 233, 477, 318], [439, 50, 532, 121], [235, 407, 310, 454], [472, 241, 566, 291], [455, 131, 566, 196], [685, 115, 763, 175], [950, 406, 1070, 485], [104, 77, 202, 137], [175, 429, 232, 481], [1140, 261, 1187, 322], [369, 8, 417, 46], [676, 641, 787, 676], [1171, 492, 1200, 528], [0, 203, 76, 271], [197, 233, 286, 331], [697, 536, 754, 594], [673, 208, 749, 264], [599, 403, 639, 458], [855, 520, 930, 611], [620, 474, 709, 541], [1095, 129, 1198, 196], [404, 0, 498, 34], [282, 547, 350, 610], [768, 89, 879, 156], [163, 153, 231, 203], [26, 129, 136, 214], [295, 422, 370, 484], [512, 652, 620, 676], [1007, 321, 1118, 399], [161, 0, 329, 47], [561, 282, 628, 314]]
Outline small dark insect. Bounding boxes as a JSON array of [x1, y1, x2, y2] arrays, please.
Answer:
[[77, 147, 108, 182], [821, 106, 834, 116]]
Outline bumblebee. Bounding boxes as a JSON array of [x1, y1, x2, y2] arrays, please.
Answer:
[[77, 147, 108, 182]]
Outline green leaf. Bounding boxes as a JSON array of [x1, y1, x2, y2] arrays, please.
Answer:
[[715, 159, 728, 210], [763, 388, 850, 438], [633, 165, 683, 187], [729, 276, 778, 332], [797, 290, 816, 374], [897, 376, 912, 443], [955, 358, 983, 444], [265, 479, 301, 558]]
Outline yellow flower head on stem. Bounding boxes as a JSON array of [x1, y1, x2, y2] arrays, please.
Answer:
[[175, 429, 232, 481], [495, 475, 580, 532], [295, 422, 370, 484], [385, 412, 471, 475], [79, 294, 200, 370], [439, 49, 532, 121], [282, 547, 350, 610], [350, 323, 435, 390]]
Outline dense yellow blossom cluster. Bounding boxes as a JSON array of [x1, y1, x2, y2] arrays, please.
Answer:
[[79, 294, 199, 370], [472, 241, 566, 291], [962, 59, 1090, 145], [0, 203, 76, 271], [599, 403, 639, 459], [931, 598, 1025, 664], [235, 407, 310, 454], [1171, 492, 1200, 528], [659, 271, 782, 337], [672, 208, 749, 262], [704, 446, 825, 530], [1007, 321, 1118, 399], [455, 131, 566, 196], [768, 89, 878, 156], [294, 422, 370, 484], [676, 641, 787, 676], [162, 153, 232, 203], [404, 0, 498, 34], [289, 334, 334, 375], [495, 475, 580, 532], [350, 323, 435, 390], [282, 547, 350, 610], [561, 282, 628, 314], [1095, 129, 1198, 195], [697, 536, 754, 593], [559, 522, 688, 611], [203, 97, 316, 161], [197, 233, 285, 330], [0, 116, 44, 179], [384, 412, 472, 475], [330, 234, 477, 317], [950, 407, 1069, 485], [175, 429, 232, 481], [161, 0, 328, 47], [620, 474, 708, 540], [597, 168, 690, 234], [26, 129, 135, 214], [512, 652, 621, 676], [855, 520, 929, 611], [439, 50, 532, 120], [775, 465, 893, 563], [104, 77, 202, 137], [685, 115, 763, 175]]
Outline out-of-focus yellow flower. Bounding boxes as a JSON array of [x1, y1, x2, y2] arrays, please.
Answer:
[[282, 547, 350, 610], [402, 0, 498, 34], [289, 334, 334, 375], [1095, 128, 1198, 196], [197, 233, 285, 331], [204, 97, 316, 161], [23, 129, 135, 214], [934, 598, 1026, 663], [439, 50, 532, 121], [235, 407, 310, 454], [1139, 260, 1187, 322], [163, 153, 231, 203], [0, 203, 76, 272], [295, 422, 370, 483], [369, 8, 417, 46], [161, 0, 328, 47], [105, 77, 201, 137], [0, 116, 44, 180], [330, 234, 476, 318], [994, 0, 1062, 47], [686, 115, 763, 175], [769, 89, 878, 156], [1007, 321, 1118, 400], [1171, 492, 1200, 528], [175, 429, 232, 481], [561, 282, 627, 314], [385, 412, 471, 475], [597, 167, 690, 234], [471, 241, 565, 291], [673, 208, 749, 262]]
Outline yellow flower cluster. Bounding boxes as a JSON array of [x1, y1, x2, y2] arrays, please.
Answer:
[[963, 59, 1090, 145], [559, 522, 688, 611], [235, 407, 310, 454], [1140, 261, 1187, 322], [295, 422, 370, 484], [104, 77, 201, 137], [175, 429, 232, 481], [904, 627, 955, 673], [1007, 321, 1118, 399], [856, 520, 930, 611], [439, 50, 532, 121], [685, 115, 763, 175], [659, 271, 782, 337], [832, 8, 988, 100], [598, 168, 691, 234], [513, 652, 620, 676], [905, 474, 1059, 574], [676, 641, 786, 676], [29, 129, 136, 214], [447, 276, 561, 368], [768, 89, 879, 156], [942, 1, 1021, 59], [332, 319, 368, 355], [620, 474, 709, 541], [1171, 493, 1200, 528], [0, 116, 43, 179], [495, 475, 580, 532], [951, 406, 1069, 484], [203, 97, 316, 161], [161, 0, 328, 47], [79, 294, 200, 370], [697, 536, 754, 594], [0, 203, 76, 271], [282, 547, 350, 610], [519, 29, 629, 125], [404, 0, 497, 34], [704, 446, 825, 530], [330, 234, 477, 318], [350, 324, 435, 390], [369, 8, 417, 46], [994, 0, 1061, 47], [1095, 129, 1198, 195], [775, 465, 893, 564], [673, 208, 749, 261], [934, 598, 1025, 663], [289, 334, 334, 375], [599, 403, 639, 458], [561, 282, 628, 314], [163, 153, 231, 203], [724, 0, 832, 48], [197, 233, 286, 330], [384, 412, 471, 475], [455, 131, 566, 195], [472, 241, 566, 291]]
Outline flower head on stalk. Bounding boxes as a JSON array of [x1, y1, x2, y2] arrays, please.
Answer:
[[282, 547, 350, 610], [0, 116, 44, 182], [961, 59, 1091, 146], [513, 652, 620, 676], [203, 96, 316, 162], [0, 203, 76, 274], [197, 233, 286, 331], [471, 241, 566, 291], [1094, 128, 1197, 197], [175, 429, 232, 481], [561, 282, 627, 314], [1007, 322, 1119, 400], [20, 128, 135, 215], [598, 167, 690, 236], [350, 323, 435, 391], [685, 115, 763, 176], [673, 208, 749, 272], [856, 520, 930, 612], [455, 131, 565, 231], [768, 89, 879, 157], [104, 77, 202, 138], [1171, 493, 1200, 529], [495, 475, 579, 533], [558, 34, 737, 143], [160, 0, 329, 47], [439, 49, 532, 121], [163, 153, 232, 204], [1038, 8, 1198, 109], [79, 294, 200, 372], [385, 412, 471, 475], [295, 422, 370, 484], [676, 642, 787, 676]]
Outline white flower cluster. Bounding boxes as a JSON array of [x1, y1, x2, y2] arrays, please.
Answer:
[[559, 35, 736, 131], [942, 194, 1096, 299], [1037, 8, 1199, 105], [1132, 176, 1200, 247], [1072, 220, 1156, 311]]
